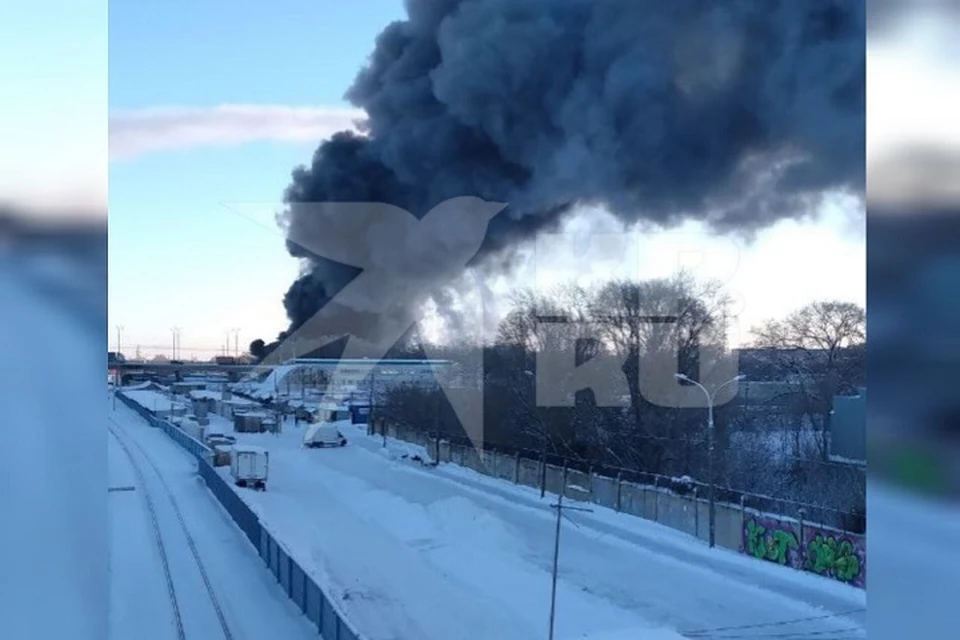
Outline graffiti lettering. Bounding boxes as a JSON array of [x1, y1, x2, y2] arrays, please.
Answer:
[[742, 516, 866, 588], [744, 519, 799, 565], [805, 533, 863, 584]]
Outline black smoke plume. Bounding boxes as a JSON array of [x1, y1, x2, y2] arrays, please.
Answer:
[[260, 0, 865, 358]]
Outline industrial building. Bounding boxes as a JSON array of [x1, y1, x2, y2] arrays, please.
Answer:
[[235, 358, 455, 405]]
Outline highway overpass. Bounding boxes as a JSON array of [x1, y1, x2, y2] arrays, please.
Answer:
[[112, 362, 270, 381]]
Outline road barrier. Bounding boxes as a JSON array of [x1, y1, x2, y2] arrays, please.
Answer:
[[115, 390, 367, 640]]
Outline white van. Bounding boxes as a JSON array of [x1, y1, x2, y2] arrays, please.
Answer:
[[303, 423, 347, 448], [230, 445, 269, 490]]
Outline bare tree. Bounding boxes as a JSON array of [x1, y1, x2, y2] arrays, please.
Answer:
[[751, 301, 866, 459], [376, 279, 864, 519], [588, 272, 732, 471]]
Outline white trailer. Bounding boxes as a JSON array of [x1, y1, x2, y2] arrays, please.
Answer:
[[230, 445, 269, 491]]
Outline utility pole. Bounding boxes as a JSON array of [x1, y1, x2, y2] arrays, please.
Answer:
[[434, 383, 441, 462], [115, 325, 123, 356], [232, 328, 240, 357], [369, 366, 378, 438], [547, 489, 593, 640], [169, 327, 182, 361]]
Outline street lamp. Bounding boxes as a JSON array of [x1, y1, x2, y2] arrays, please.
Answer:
[[675, 372, 745, 548]]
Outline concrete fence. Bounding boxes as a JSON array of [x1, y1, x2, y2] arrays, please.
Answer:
[[385, 422, 867, 589]]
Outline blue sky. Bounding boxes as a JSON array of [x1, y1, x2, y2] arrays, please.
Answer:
[[108, 1, 405, 357], [106, 0, 871, 360], [109, 1, 405, 108]]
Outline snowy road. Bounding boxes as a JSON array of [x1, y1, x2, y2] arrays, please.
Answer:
[[108, 401, 317, 640], [217, 418, 867, 640]]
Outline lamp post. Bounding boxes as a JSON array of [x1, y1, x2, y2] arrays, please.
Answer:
[[675, 373, 745, 548]]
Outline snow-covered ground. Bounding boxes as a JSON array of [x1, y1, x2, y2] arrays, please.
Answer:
[[205, 416, 867, 640], [108, 400, 318, 640], [123, 388, 188, 414]]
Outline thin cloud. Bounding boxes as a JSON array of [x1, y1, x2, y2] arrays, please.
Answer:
[[109, 104, 365, 160]]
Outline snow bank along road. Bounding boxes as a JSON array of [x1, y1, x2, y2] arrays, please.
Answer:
[[108, 401, 316, 640], [216, 419, 867, 640]]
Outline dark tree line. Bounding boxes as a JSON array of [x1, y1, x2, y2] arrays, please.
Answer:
[[379, 274, 866, 522], [252, 272, 866, 522]]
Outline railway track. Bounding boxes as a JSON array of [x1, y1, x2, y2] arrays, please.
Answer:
[[109, 418, 235, 640]]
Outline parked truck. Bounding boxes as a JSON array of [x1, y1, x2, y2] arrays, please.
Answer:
[[230, 445, 269, 490]]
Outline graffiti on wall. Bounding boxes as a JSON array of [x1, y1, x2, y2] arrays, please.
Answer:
[[803, 527, 866, 588], [742, 516, 866, 587], [744, 517, 801, 566]]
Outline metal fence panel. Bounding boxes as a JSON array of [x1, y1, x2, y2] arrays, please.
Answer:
[[269, 537, 279, 579], [321, 595, 338, 639], [291, 564, 306, 612], [260, 525, 269, 562], [118, 390, 378, 633], [340, 620, 360, 640], [278, 548, 291, 594], [305, 579, 322, 628]]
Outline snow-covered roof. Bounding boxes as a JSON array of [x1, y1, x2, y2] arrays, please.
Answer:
[[189, 390, 221, 400], [237, 410, 271, 418], [123, 389, 187, 411], [124, 381, 167, 392]]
